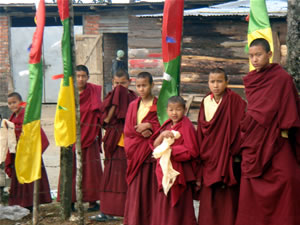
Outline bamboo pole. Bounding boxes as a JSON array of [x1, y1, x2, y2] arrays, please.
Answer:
[[32, 180, 40, 225], [69, 0, 84, 224]]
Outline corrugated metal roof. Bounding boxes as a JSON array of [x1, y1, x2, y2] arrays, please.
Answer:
[[137, 0, 287, 17]]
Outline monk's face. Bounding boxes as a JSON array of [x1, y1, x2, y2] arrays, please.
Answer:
[[208, 72, 227, 99], [7, 96, 22, 114], [249, 45, 272, 72], [113, 76, 131, 89], [76, 70, 89, 91], [167, 102, 185, 125], [136, 77, 153, 99]]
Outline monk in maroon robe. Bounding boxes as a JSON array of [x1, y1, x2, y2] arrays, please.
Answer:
[[197, 68, 246, 225], [5, 92, 51, 209], [99, 71, 137, 217], [123, 72, 160, 225], [149, 96, 199, 225], [57, 65, 103, 211], [235, 38, 300, 225]]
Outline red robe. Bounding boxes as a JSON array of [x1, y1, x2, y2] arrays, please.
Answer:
[[235, 64, 300, 225], [5, 108, 52, 208], [57, 83, 103, 203], [197, 88, 246, 225], [149, 116, 198, 225], [100, 85, 137, 216], [123, 97, 160, 225]]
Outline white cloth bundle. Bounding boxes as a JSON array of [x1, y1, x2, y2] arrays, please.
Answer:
[[153, 130, 181, 196], [0, 119, 16, 163]]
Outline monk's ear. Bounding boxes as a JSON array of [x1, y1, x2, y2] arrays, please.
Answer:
[[267, 50, 273, 59]]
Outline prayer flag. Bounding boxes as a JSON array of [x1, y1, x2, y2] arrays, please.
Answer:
[[157, 0, 184, 125], [248, 0, 274, 71], [54, 0, 76, 147], [15, 0, 45, 184]]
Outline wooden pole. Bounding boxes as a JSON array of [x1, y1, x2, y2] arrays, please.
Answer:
[[32, 180, 40, 225], [59, 146, 73, 220], [69, 0, 84, 224]]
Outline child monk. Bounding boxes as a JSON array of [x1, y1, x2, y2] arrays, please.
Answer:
[[123, 72, 160, 225], [5, 92, 52, 210], [197, 68, 246, 225], [90, 70, 137, 222], [235, 38, 300, 225], [149, 96, 199, 225], [57, 65, 103, 212]]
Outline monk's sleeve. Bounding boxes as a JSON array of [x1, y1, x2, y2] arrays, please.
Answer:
[[41, 128, 49, 153], [279, 80, 300, 162], [171, 123, 199, 162]]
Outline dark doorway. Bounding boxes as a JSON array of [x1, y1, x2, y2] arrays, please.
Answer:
[[103, 33, 128, 95]]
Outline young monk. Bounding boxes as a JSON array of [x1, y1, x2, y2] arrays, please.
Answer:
[[149, 96, 199, 225], [197, 68, 246, 225], [123, 72, 160, 225], [235, 38, 300, 225], [5, 92, 52, 210], [90, 70, 137, 222], [57, 65, 103, 212]]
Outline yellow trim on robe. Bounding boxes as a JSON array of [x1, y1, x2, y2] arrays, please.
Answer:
[[203, 95, 222, 122], [281, 130, 288, 138], [137, 98, 154, 124], [117, 133, 125, 147]]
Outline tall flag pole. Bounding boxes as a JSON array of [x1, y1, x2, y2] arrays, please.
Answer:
[[157, 0, 184, 125], [15, 0, 45, 184], [248, 0, 273, 71], [54, 0, 76, 147]]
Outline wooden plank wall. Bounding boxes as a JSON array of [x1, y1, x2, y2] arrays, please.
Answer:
[[128, 16, 287, 123]]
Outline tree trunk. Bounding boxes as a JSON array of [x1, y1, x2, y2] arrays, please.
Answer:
[[59, 146, 73, 220], [69, 1, 84, 224], [287, 0, 300, 90]]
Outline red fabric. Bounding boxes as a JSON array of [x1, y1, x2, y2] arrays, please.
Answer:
[[198, 184, 239, 225], [241, 63, 300, 177], [123, 154, 158, 225], [124, 97, 160, 184], [100, 85, 137, 158], [236, 63, 300, 225], [149, 116, 199, 206], [79, 83, 102, 149], [57, 0, 69, 21], [29, 0, 45, 64], [152, 185, 197, 225], [162, 0, 184, 62], [197, 88, 246, 187], [71, 141, 103, 202], [100, 85, 137, 216], [5, 108, 51, 208]]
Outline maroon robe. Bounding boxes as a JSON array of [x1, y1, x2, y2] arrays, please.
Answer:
[[5, 108, 52, 208], [123, 97, 160, 225], [100, 85, 137, 216], [149, 116, 198, 225], [197, 88, 246, 225], [235, 64, 300, 225], [57, 83, 103, 203]]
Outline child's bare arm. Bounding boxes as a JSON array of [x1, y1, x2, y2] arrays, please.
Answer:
[[103, 105, 116, 124]]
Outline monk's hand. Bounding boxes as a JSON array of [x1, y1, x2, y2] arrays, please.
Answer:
[[141, 129, 153, 138], [103, 117, 110, 124], [135, 122, 152, 133], [161, 130, 174, 139]]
